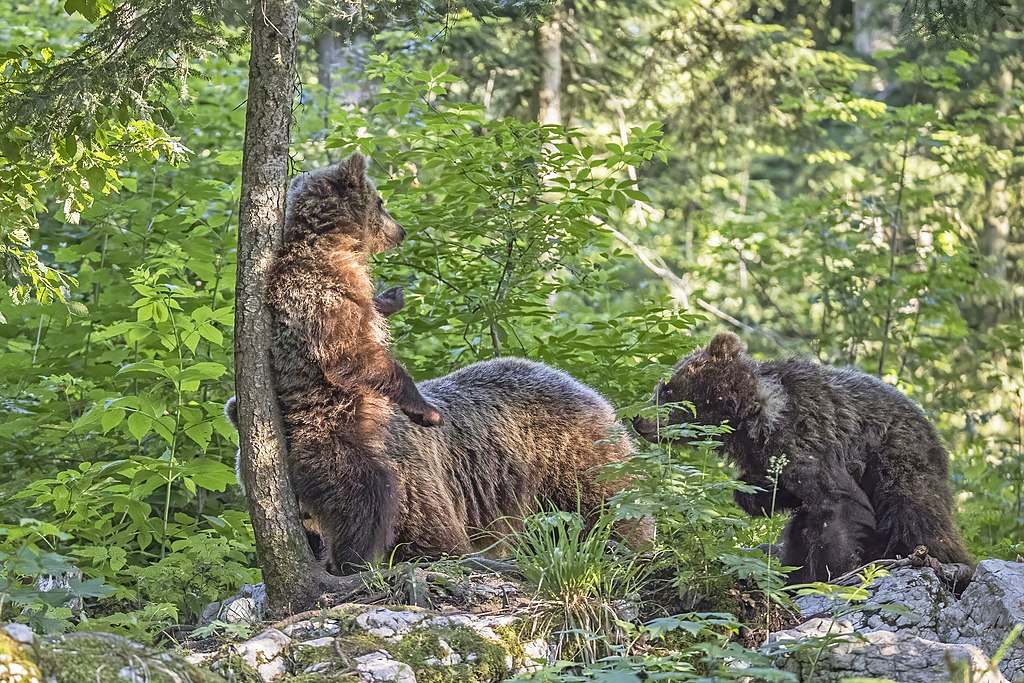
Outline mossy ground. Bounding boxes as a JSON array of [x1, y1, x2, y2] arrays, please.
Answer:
[[387, 625, 510, 683], [205, 651, 263, 683], [5, 600, 536, 683], [288, 619, 518, 683], [28, 632, 227, 683], [0, 632, 42, 683]]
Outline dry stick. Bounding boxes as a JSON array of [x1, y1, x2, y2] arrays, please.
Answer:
[[1016, 384, 1023, 529], [813, 546, 973, 591]]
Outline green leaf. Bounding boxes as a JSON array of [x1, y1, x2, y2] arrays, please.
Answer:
[[67, 576, 115, 599], [178, 362, 227, 384], [187, 459, 237, 491], [108, 546, 127, 572], [127, 412, 151, 442], [945, 49, 975, 66], [198, 324, 224, 345], [184, 421, 214, 450], [101, 408, 125, 434], [63, 0, 113, 21]]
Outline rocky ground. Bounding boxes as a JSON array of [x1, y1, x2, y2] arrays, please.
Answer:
[[2, 558, 1022, 683], [771, 559, 1024, 682]]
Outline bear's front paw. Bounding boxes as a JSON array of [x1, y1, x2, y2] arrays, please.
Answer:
[[374, 286, 405, 317], [405, 402, 443, 428]]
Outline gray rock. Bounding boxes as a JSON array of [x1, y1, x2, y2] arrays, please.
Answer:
[[295, 636, 336, 648], [200, 583, 267, 627], [0, 658, 38, 683], [794, 567, 954, 641], [356, 608, 428, 637], [222, 597, 261, 624], [117, 664, 147, 682], [233, 627, 291, 682], [770, 618, 1008, 683], [521, 637, 553, 671], [939, 560, 1024, 680], [354, 650, 417, 683], [184, 651, 216, 666], [282, 618, 341, 638], [348, 605, 550, 673], [424, 613, 518, 642], [31, 569, 84, 614], [2, 623, 34, 646], [302, 661, 333, 675]]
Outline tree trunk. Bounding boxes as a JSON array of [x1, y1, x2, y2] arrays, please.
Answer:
[[852, 0, 896, 56], [317, 28, 341, 97], [235, 0, 332, 616], [535, 7, 562, 126], [975, 64, 1015, 328]]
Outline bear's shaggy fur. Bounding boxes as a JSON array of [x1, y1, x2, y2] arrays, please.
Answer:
[[238, 153, 643, 573], [633, 331, 970, 583]]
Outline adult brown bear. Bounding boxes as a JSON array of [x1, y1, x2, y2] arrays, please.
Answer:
[[231, 153, 647, 573], [633, 331, 970, 583]]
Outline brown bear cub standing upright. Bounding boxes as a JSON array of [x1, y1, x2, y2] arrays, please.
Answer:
[[633, 331, 970, 583], [252, 152, 643, 574]]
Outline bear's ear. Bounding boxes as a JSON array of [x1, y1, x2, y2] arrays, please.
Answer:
[[342, 151, 367, 180], [707, 331, 743, 361], [325, 152, 368, 196]]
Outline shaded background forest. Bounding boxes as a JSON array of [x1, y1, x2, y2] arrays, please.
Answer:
[[1, 0, 1022, 641]]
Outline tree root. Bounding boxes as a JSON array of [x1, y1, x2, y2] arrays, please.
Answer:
[[269, 556, 524, 622]]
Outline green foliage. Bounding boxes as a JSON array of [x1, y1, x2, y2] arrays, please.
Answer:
[[0, 2, 211, 305], [606, 418, 790, 602], [325, 57, 688, 404], [511, 509, 643, 662], [516, 611, 793, 682], [1, 1, 1023, 677], [0, 542, 113, 633], [0, 16, 251, 631]]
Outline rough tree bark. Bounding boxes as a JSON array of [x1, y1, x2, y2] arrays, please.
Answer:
[[235, 0, 334, 616]]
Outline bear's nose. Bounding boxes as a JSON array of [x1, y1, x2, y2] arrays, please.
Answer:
[[397, 226, 407, 242]]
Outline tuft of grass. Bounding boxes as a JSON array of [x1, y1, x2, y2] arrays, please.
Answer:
[[510, 508, 646, 663]]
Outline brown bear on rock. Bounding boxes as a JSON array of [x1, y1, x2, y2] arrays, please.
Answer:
[[233, 152, 644, 573], [633, 331, 971, 583]]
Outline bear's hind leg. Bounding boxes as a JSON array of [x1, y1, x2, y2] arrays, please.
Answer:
[[781, 473, 878, 584], [292, 440, 400, 575], [870, 436, 971, 565]]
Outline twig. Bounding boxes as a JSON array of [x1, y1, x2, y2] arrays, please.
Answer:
[[593, 216, 791, 346]]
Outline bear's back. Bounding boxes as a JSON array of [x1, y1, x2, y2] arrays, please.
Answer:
[[765, 358, 927, 418], [759, 357, 938, 459], [385, 357, 631, 552]]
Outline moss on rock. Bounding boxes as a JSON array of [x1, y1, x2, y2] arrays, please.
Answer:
[[285, 618, 525, 682], [28, 632, 227, 683], [291, 644, 339, 673], [0, 632, 42, 683], [332, 630, 391, 661], [385, 624, 513, 683], [284, 674, 360, 683], [205, 651, 263, 683], [288, 631, 390, 678]]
